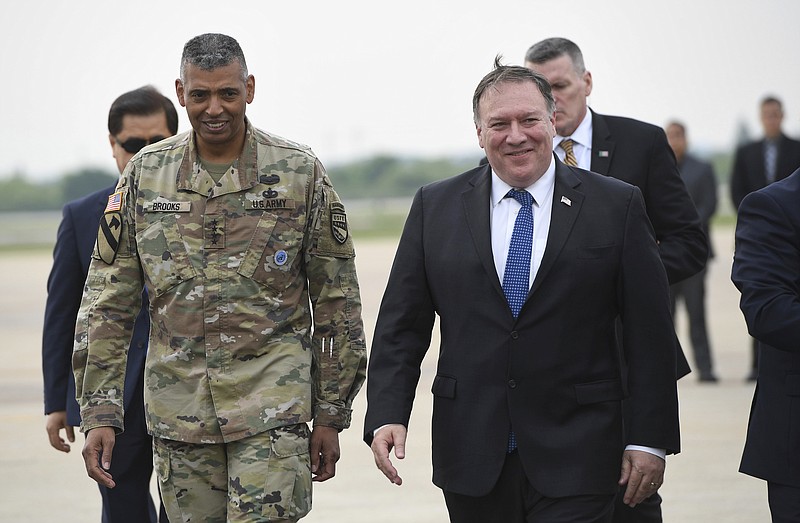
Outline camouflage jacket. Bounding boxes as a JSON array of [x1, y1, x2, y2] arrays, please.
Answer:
[[73, 121, 367, 444]]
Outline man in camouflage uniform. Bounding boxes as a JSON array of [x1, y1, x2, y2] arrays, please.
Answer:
[[73, 33, 367, 522]]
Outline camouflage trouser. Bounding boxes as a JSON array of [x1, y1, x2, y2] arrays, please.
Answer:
[[153, 423, 312, 522]]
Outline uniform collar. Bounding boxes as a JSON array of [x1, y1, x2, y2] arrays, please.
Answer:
[[177, 118, 259, 196]]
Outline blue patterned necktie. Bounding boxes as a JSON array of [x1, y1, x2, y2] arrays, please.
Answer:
[[501, 189, 534, 453], [502, 189, 534, 318]]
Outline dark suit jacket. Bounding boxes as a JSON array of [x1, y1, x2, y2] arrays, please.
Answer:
[[678, 154, 717, 259], [43, 185, 149, 427], [590, 110, 707, 284], [591, 111, 705, 380], [732, 168, 800, 488], [364, 160, 680, 498], [730, 133, 800, 210]]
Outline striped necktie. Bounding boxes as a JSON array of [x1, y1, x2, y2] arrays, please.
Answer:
[[560, 138, 578, 167]]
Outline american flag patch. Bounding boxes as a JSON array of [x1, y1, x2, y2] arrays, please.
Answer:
[[105, 191, 123, 212]]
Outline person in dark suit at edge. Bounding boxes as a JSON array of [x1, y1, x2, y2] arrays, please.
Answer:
[[364, 58, 680, 523], [731, 167, 800, 523], [524, 37, 707, 523], [43, 85, 178, 522], [665, 121, 719, 383], [730, 95, 800, 382]]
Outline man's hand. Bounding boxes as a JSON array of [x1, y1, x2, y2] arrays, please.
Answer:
[[370, 424, 406, 486], [310, 425, 340, 482], [45, 411, 75, 452], [81, 427, 117, 488], [618, 449, 665, 507]]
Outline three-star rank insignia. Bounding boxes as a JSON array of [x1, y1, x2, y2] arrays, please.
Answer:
[[97, 191, 124, 264], [330, 202, 348, 244]]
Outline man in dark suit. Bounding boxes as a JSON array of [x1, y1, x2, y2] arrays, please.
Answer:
[[524, 37, 706, 522], [43, 86, 178, 523], [731, 167, 800, 522], [524, 38, 707, 287], [730, 96, 800, 209], [665, 121, 719, 383], [730, 96, 800, 381], [364, 60, 679, 522]]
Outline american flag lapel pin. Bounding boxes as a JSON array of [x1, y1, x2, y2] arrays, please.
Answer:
[[598, 150, 609, 158], [560, 196, 572, 206]]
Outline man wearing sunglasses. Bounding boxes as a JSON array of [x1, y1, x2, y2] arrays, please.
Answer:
[[43, 85, 178, 522]]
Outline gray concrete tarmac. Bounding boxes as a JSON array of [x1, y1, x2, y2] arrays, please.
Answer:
[[0, 227, 770, 522]]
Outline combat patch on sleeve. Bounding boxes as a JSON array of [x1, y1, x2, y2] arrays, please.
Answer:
[[330, 202, 348, 244], [315, 200, 354, 258], [97, 191, 124, 264]]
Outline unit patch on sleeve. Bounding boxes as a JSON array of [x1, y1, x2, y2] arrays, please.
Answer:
[[97, 191, 125, 264], [330, 202, 348, 244]]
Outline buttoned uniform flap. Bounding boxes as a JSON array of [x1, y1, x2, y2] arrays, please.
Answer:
[[431, 375, 457, 399], [574, 379, 625, 404], [237, 213, 304, 293], [270, 424, 311, 458], [152, 437, 171, 482], [786, 373, 800, 397], [139, 214, 197, 297]]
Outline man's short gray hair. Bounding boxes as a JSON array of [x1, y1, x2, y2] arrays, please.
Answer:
[[180, 33, 248, 82]]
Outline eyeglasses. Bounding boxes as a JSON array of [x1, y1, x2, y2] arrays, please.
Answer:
[[115, 135, 167, 154]]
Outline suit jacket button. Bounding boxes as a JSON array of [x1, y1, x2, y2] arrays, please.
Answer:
[[508, 379, 516, 388], [511, 331, 519, 339]]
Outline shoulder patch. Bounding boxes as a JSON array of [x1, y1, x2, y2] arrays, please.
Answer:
[[330, 202, 348, 244], [97, 212, 123, 264], [105, 191, 124, 212]]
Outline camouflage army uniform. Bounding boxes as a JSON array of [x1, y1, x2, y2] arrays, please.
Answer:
[[73, 120, 367, 521]]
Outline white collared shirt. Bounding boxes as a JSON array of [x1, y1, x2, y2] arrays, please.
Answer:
[[554, 109, 592, 169], [490, 156, 555, 288]]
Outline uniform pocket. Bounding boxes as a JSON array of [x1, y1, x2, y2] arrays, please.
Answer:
[[262, 424, 312, 520], [152, 438, 184, 521], [139, 214, 196, 297], [238, 214, 304, 295]]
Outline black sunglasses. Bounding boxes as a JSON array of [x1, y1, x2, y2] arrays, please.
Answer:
[[115, 135, 167, 154]]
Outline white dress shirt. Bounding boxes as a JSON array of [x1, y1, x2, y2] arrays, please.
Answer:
[[490, 158, 555, 288], [554, 109, 593, 170]]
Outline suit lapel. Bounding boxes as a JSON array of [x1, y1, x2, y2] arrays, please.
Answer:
[[590, 110, 615, 175], [462, 165, 505, 301], [530, 163, 583, 296]]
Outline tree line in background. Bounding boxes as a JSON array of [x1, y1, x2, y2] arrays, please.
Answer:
[[0, 152, 734, 212]]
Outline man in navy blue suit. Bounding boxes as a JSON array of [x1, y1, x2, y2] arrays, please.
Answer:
[[732, 167, 800, 522], [43, 86, 178, 522]]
